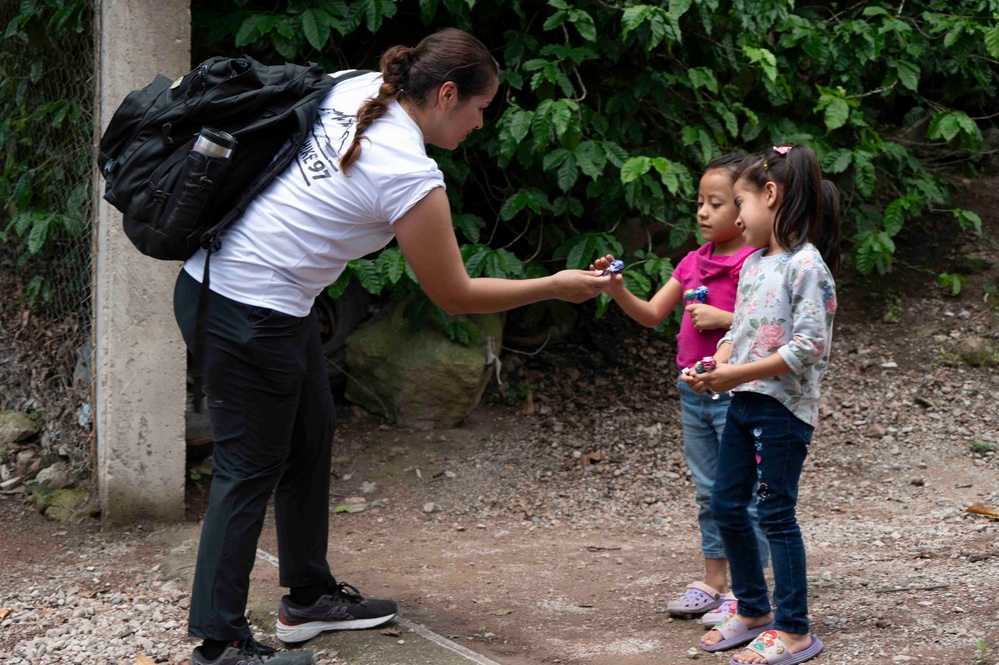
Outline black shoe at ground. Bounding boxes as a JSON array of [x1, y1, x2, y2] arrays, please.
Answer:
[[276, 579, 398, 643], [190, 637, 315, 664]]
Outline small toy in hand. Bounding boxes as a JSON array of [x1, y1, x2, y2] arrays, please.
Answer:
[[681, 356, 721, 400], [684, 285, 708, 304], [601, 260, 625, 276], [694, 356, 716, 374]]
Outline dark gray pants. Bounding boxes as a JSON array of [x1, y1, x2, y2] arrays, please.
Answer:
[[174, 270, 335, 641]]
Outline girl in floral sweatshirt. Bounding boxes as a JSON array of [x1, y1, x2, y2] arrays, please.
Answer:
[[683, 144, 840, 665]]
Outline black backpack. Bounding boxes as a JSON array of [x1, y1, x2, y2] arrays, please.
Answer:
[[97, 54, 366, 260], [98, 55, 368, 410]]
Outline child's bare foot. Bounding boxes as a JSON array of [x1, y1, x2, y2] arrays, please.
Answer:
[[731, 630, 814, 664], [700, 613, 772, 648]]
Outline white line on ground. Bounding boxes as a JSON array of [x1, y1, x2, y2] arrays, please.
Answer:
[[255, 548, 502, 665], [394, 617, 503, 665], [256, 548, 280, 567]]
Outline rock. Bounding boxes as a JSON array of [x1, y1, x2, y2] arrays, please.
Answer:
[[39, 487, 91, 522], [35, 462, 72, 490], [15, 449, 36, 473], [0, 476, 23, 490], [0, 411, 39, 444], [954, 336, 995, 367], [868, 423, 887, 438], [423, 502, 437, 513], [345, 299, 504, 430]]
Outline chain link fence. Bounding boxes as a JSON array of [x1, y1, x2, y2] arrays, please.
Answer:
[[0, 2, 95, 475]]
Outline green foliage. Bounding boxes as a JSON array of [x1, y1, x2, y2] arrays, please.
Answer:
[[882, 293, 902, 323], [190, 0, 999, 332], [498, 380, 532, 406], [1, 0, 92, 305], [975, 638, 995, 665], [970, 441, 998, 453], [325, 245, 484, 344], [188, 464, 213, 483], [937, 272, 968, 296]]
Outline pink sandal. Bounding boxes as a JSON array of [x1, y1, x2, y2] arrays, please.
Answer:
[[701, 593, 737, 626], [702, 614, 776, 652], [666, 581, 725, 616], [728, 631, 823, 664]]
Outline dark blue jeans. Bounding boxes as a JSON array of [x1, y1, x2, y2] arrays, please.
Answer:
[[174, 270, 335, 641], [711, 391, 814, 635], [677, 381, 769, 566]]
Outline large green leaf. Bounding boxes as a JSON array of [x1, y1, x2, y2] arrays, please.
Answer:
[[349, 259, 383, 294], [300, 9, 328, 51], [620, 157, 651, 184], [823, 97, 850, 131], [235, 14, 265, 47], [575, 141, 607, 179]]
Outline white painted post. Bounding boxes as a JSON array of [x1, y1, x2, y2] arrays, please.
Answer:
[[94, 0, 191, 521]]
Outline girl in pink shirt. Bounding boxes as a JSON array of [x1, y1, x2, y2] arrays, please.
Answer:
[[594, 154, 768, 623]]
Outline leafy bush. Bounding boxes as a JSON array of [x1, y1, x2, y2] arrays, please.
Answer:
[[188, 1, 997, 331], [0, 0, 92, 306]]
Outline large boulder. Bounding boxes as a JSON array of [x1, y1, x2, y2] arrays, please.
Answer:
[[345, 302, 503, 430]]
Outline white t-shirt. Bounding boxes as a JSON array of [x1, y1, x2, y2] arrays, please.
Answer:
[[183, 71, 445, 317]]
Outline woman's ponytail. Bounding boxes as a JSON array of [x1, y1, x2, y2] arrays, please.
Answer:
[[339, 46, 411, 174], [340, 28, 497, 174]]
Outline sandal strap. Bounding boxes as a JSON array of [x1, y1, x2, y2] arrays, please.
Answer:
[[746, 630, 789, 664], [686, 581, 722, 597], [715, 614, 749, 640]]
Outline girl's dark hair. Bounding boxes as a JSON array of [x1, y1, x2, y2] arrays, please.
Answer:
[[704, 153, 744, 182], [340, 28, 498, 173], [736, 145, 841, 272]]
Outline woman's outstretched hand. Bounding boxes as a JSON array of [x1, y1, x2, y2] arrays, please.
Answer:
[[589, 254, 625, 295], [551, 269, 613, 303]]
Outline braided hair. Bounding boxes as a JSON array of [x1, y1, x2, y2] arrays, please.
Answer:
[[339, 28, 498, 173]]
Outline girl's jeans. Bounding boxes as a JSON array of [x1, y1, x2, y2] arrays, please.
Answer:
[[711, 391, 814, 635], [677, 381, 769, 567], [174, 270, 335, 641]]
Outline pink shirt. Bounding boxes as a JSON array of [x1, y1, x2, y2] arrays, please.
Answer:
[[672, 243, 755, 369]]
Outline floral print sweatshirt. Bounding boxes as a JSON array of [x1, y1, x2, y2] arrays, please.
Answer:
[[720, 243, 837, 427]]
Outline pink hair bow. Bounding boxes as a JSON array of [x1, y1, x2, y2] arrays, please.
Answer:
[[773, 145, 792, 154]]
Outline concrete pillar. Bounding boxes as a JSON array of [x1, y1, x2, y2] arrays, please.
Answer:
[[94, 0, 191, 521]]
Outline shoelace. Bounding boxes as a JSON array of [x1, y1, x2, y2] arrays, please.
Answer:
[[330, 579, 364, 604], [237, 637, 276, 659]]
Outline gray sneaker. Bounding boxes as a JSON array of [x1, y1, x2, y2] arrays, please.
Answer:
[[276, 580, 397, 643], [190, 638, 315, 664]]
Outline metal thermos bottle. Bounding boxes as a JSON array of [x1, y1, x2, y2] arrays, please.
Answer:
[[192, 127, 236, 159]]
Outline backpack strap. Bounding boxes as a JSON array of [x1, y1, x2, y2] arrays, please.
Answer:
[[189, 242, 214, 413]]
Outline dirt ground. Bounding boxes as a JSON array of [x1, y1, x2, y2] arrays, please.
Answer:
[[3, 180, 999, 665]]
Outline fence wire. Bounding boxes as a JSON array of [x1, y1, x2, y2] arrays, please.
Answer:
[[0, 2, 95, 476]]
